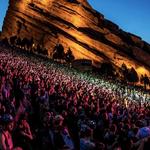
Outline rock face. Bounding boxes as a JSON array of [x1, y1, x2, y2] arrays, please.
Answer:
[[1, 0, 150, 75]]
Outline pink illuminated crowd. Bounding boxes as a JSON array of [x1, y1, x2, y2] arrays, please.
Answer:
[[0, 44, 150, 150]]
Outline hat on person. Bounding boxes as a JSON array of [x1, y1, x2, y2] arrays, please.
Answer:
[[1, 114, 13, 124], [137, 127, 150, 139]]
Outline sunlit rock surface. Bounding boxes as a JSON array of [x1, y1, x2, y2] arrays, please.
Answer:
[[1, 0, 150, 75]]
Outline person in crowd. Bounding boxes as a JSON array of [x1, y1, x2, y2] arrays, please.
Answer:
[[0, 43, 150, 150], [0, 114, 22, 150], [13, 114, 33, 150]]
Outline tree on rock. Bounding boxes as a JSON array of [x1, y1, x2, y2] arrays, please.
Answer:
[[16, 37, 22, 48], [127, 67, 139, 84], [53, 43, 65, 60], [1, 37, 9, 46], [120, 63, 129, 82], [10, 35, 17, 46], [41, 47, 48, 56], [141, 74, 150, 89], [21, 37, 29, 50], [28, 37, 34, 51], [65, 48, 75, 63], [100, 62, 116, 77], [36, 44, 42, 54]]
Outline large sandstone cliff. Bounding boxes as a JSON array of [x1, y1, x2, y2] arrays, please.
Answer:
[[1, 0, 150, 75]]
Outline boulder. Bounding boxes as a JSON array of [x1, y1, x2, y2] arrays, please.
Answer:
[[1, 0, 150, 75]]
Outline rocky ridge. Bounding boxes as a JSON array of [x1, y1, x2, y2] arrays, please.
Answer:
[[1, 0, 150, 75]]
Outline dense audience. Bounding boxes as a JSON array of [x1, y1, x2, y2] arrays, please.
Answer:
[[0, 44, 150, 150]]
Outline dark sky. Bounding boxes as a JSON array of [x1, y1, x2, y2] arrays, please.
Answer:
[[0, 0, 150, 43]]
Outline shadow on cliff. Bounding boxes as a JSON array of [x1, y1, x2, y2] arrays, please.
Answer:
[[78, 27, 133, 55], [78, 27, 150, 68]]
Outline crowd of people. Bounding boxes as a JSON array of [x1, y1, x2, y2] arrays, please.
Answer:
[[0, 43, 150, 150]]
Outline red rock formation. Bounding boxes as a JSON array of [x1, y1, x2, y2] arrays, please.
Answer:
[[1, 0, 150, 75]]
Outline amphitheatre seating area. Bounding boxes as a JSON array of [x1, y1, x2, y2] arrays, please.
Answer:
[[0, 43, 150, 150]]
